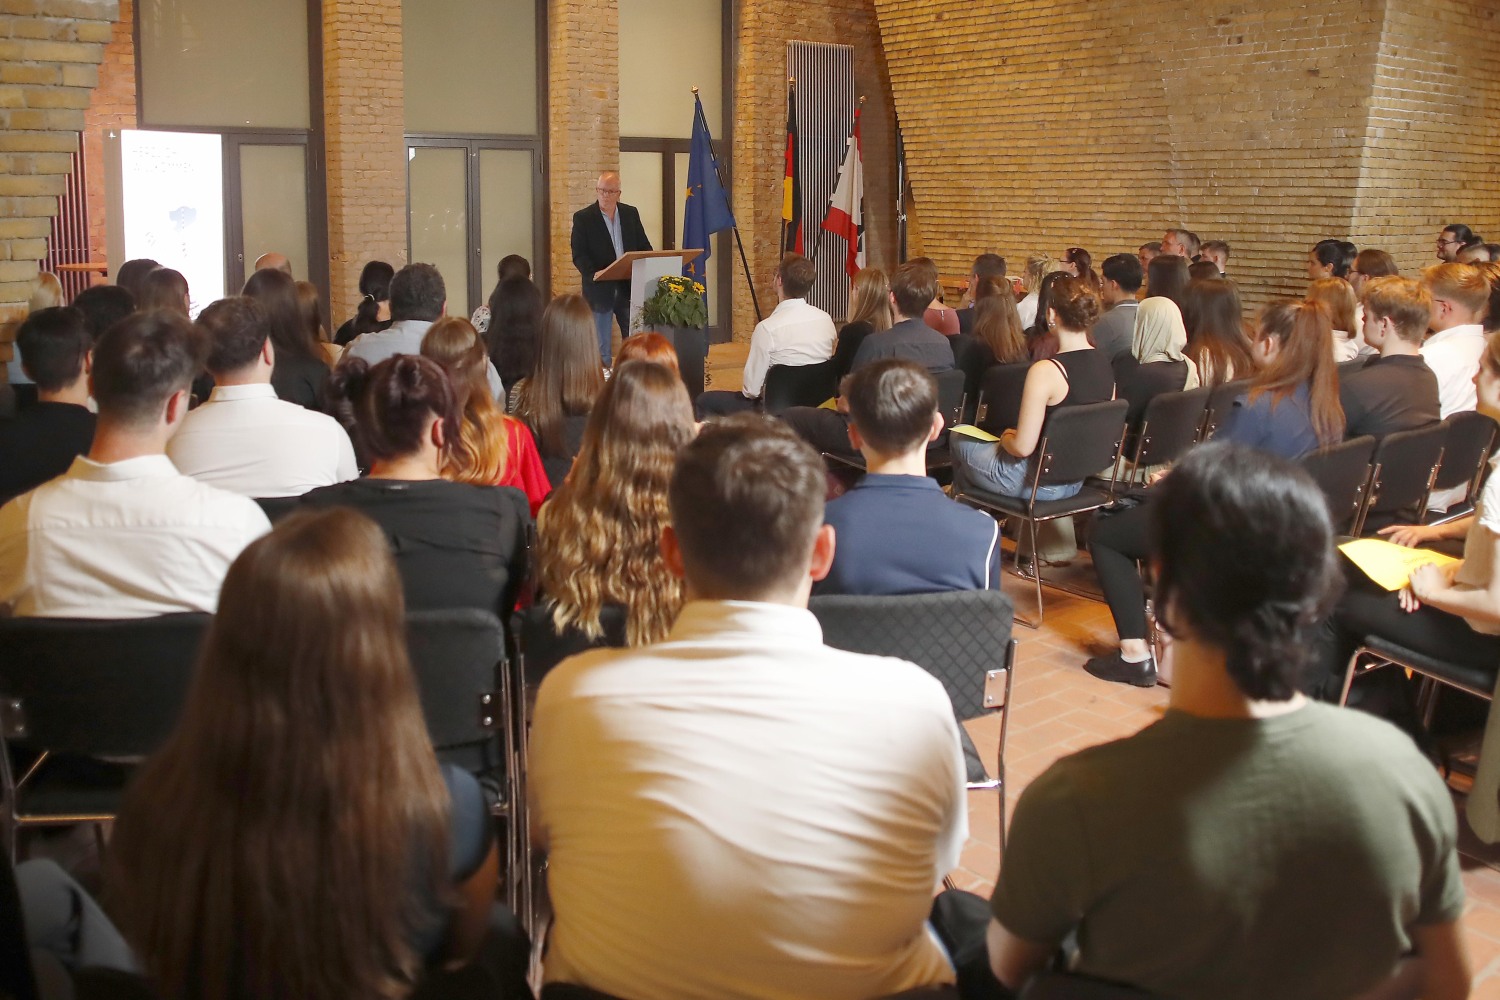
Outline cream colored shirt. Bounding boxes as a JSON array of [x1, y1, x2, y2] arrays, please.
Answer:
[[1420, 323, 1486, 419], [0, 455, 269, 618], [1454, 454, 1500, 636], [531, 599, 967, 1000]]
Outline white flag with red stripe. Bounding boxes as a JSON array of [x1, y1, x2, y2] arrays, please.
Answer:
[[821, 108, 865, 278]]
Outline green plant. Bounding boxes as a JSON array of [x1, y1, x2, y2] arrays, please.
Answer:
[[636, 274, 707, 330]]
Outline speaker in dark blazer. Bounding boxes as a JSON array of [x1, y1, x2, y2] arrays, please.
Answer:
[[570, 201, 653, 319]]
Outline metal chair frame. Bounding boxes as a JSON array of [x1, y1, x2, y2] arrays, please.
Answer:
[[1353, 424, 1446, 537]]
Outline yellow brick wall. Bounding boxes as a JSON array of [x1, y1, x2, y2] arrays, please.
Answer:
[[81, 0, 134, 272]]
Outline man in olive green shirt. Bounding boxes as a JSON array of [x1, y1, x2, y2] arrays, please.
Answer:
[[986, 443, 1471, 1000]]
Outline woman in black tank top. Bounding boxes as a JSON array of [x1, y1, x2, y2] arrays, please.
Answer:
[[952, 277, 1115, 499]]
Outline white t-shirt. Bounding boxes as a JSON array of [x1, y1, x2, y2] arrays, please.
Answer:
[[531, 599, 967, 1000], [1454, 454, 1500, 636], [167, 383, 358, 498], [740, 297, 838, 398], [0, 455, 269, 618], [1017, 291, 1040, 330], [1420, 323, 1486, 418]]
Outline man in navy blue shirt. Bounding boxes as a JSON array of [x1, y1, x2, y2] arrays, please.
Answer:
[[815, 358, 1001, 596]]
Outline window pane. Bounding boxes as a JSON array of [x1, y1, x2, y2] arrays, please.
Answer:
[[139, 0, 309, 129], [478, 149, 535, 302], [404, 0, 538, 135], [675, 150, 721, 326], [240, 145, 308, 284], [408, 146, 469, 314], [619, 0, 721, 140], [618, 152, 664, 251]]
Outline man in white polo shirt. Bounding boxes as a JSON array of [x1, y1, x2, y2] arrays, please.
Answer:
[[695, 253, 836, 417], [1419, 262, 1488, 418], [168, 296, 357, 498], [0, 310, 268, 618]]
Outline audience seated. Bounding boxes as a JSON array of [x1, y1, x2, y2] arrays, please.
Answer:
[[1340, 276, 1441, 440], [1181, 277, 1256, 388], [471, 252, 532, 336], [0, 310, 269, 618], [112, 258, 159, 304], [303, 354, 528, 616], [1350, 248, 1400, 299], [781, 260, 954, 457], [1016, 253, 1060, 329], [1460, 242, 1500, 265], [831, 266, 892, 381], [815, 358, 1000, 596], [513, 293, 605, 487], [1144, 253, 1190, 311], [1199, 238, 1230, 275], [420, 317, 550, 515], [333, 259, 394, 346], [1160, 228, 1200, 260], [1113, 297, 1198, 433], [696, 252, 835, 417], [71, 284, 135, 342], [1187, 259, 1220, 281], [1060, 246, 1100, 293], [954, 278, 1027, 372], [1091, 253, 1142, 361], [1308, 276, 1365, 361], [485, 274, 544, 399], [167, 297, 358, 498], [253, 251, 292, 275], [138, 267, 190, 316], [911, 256, 960, 335], [1420, 262, 1489, 418], [344, 262, 503, 401], [613, 330, 680, 371], [1136, 240, 1161, 277], [1087, 299, 1344, 687], [1437, 223, 1481, 263], [531, 415, 968, 999], [536, 360, 695, 647], [955, 253, 1006, 334], [0, 307, 96, 504], [1308, 238, 1358, 281], [1024, 270, 1068, 358], [1485, 262, 1500, 334], [296, 279, 342, 367], [243, 267, 331, 410], [101, 508, 529, 1000], [7, 271, 63, 390], [990, 443, 1469, 1000], [951, 275, 1113, 499]]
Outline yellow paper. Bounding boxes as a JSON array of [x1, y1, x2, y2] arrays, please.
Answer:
[[817, 396, 839, 410], [950, 423, 1001, 443], [1338, 538, 1461, 591]]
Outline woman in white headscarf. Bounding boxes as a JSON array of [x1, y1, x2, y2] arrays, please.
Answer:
[[1114, 297, 1200, 434]]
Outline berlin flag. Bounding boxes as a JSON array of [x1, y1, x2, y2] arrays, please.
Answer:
[[822, 107, 865, 278]]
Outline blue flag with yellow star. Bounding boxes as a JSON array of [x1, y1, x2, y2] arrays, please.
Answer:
[[682, 95, 735, 283]]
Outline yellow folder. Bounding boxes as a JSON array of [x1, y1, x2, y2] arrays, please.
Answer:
[[1338, 538, 1461, 591]]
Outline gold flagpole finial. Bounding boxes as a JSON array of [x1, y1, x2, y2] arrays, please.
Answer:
[[692, 86, 699, 95]]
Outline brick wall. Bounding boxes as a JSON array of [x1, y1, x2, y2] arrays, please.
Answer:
[[81, 0, 133, 270], [0, 0, 118, 374], [1351, 0, 1500, 277], [323, 0, 408, 324]]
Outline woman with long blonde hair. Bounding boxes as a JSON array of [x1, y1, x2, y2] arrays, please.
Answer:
[[832, 267, 893, 380], [422, 316, 549, 515], [108, 507, 526, 1000], [537, 360, 696, 646]]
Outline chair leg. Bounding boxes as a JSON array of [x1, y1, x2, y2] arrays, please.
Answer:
[[1339, 648, 1375, 707], [1027, 519, 1044, 629]]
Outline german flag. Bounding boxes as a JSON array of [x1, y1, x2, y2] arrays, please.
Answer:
[[781, 80, 802, 255]]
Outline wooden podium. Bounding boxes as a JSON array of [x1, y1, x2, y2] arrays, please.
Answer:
[[595, 248, 708, 398]]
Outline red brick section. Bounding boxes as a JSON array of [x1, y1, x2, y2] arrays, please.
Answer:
[[0, 0, 118, 376], [80, 0, 133, 271], [322, 0, 408, 324]]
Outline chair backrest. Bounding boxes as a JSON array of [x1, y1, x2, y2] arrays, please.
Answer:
[[1198, 378, 1250, 441], [253, 495, 303, 523], [1129, 386, 1209, 469], [932, 368, 967, 429], [1019, 971, 1161, 999], [1433, 410, 1498, 493], [1365, 421, 1447, 519], [1034, 399, 1130, 486], [1300, 435, 1375, 536], [405, 608, 505, 752], [974, 361, 1031, 435], [762, 357, 840, 414], [809, 590, 1014, 721], [510, 602, 628, 690], [949, 334, 994, 422], [0, 614, 211, 759]]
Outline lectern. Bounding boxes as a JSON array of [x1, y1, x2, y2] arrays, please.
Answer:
[[595, 248, 708, 398]]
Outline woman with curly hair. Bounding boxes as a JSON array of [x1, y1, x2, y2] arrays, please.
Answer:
[[536, 360, 696, 647], [421, 317, 550, 515]]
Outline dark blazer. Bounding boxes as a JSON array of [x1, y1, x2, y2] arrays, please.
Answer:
[[571, 202, 653, 311]]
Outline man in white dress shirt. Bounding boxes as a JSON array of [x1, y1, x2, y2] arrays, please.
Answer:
[[168, 297, 358, 498], [0, 310, 269, 618], [344, 262, 504, 400], [695, 253, 836, 417], [531, 415, 969, 1000], [1420, 263, 1489, 418]]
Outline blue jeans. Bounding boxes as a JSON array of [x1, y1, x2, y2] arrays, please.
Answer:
[[592, 309, 614, 366], [952, 438, 1083, 501]]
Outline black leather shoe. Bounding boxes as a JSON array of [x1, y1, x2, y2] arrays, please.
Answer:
[[1083, 651, 1158, 687]]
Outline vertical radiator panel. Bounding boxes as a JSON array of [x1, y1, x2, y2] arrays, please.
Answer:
[[788, 40, 854, 321]]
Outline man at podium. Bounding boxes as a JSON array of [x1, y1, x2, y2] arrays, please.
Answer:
[[571, 171, 653, 366]]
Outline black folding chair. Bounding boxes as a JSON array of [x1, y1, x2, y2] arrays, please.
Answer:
[[1424, 410, 1498, 524], [1300, 436, 1376, 537], [1114, 386, 1209, 483], [973, 361, 1032, 437], [761, 358, 840, 415], [824, 368, 967, 478], [810, 590, 1017, 854], [0, 614, 211, 858], [1338, 637, 1497, 736], [1356, 422, 1447, 536], [1197, 378, 1250, 441], [956, 399, 1130, 628], [252, 495, 303, 523], [950, 333, 994, 423]]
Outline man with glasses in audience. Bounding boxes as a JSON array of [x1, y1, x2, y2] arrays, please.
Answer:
[[571, 171, 653, 367], [1160, 228, 1200, 261], [1420, 262, 1489, 418], [1435, 224, 1482, 263]]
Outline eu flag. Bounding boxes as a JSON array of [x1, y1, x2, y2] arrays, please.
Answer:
[[682, 95, 736, 283]]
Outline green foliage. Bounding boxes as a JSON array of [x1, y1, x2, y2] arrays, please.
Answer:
[[637, 274, 708, 330]]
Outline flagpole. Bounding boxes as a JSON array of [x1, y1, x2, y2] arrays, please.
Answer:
[[693, 87, 762, 322]]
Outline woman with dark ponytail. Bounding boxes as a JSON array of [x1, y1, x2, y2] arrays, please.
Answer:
[[334, 260, 395, 346]]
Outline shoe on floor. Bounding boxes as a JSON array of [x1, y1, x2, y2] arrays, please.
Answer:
[[1084, 650, 1158, 688]]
